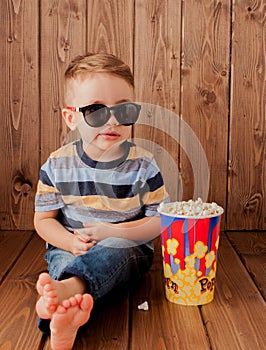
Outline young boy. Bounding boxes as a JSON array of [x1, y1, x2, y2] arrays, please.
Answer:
[[35, 53, 169, 350]]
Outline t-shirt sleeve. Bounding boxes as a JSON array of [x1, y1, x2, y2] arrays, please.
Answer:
[[140, 158, 170, 216], [35, 158, 65, 212]]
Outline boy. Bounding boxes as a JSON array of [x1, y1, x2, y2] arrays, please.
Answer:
[[35, 53, 169, 350]]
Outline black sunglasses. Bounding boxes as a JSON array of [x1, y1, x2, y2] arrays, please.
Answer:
[[66, 102, 141, 128]]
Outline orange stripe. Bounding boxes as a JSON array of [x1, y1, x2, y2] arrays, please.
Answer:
[[37, 181, 59, 194], [62, 194, 141, 211]]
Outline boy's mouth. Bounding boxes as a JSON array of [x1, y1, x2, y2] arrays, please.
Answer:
[[99, 130, 120, 140]]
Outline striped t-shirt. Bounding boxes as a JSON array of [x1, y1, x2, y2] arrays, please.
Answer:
[[35, 140, 169, 231]]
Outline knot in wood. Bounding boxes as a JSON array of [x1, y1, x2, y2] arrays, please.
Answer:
[[151, 15, 156, 23], [14, 177, 32, 195], [64, 40, 70, 51], [201, 90, 216, 104]]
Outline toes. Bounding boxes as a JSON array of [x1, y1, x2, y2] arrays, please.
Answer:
[[56, 305, 67, 315], [69, 296, 78, 307], [80, 294, 94, 311], [61, 299, 71, 308], [39, 273, 51, 286], [61, 295, 79, 309], [48, 304, 57, 313], [44, 283, 56, 295], [74, 294, 82, 304], [36, 272, 51, 294]]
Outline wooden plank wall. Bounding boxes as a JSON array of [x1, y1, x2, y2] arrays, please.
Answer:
[[0, 0, 265, 231]]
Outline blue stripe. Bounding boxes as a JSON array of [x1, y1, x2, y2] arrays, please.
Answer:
[[43, 173, 162, 198], [39, 169, 54, 187], [184, 219, 190, 258], [146, 172, 164, 192], [56, 181, 144, 198]]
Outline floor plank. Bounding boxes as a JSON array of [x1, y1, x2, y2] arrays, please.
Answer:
[[130, 239, 210, 350], [78, 295, 130, 349], [0, 231, 265, 350], [201, 234, 266, 350], [41, 289, 131, 347], [0, 233, 47, 350], [0, 231, 33, 283], [226, 231, 266, 298], [43, 295, 131, 350]]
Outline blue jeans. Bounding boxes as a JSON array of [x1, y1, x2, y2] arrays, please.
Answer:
[[38, 238, 154, 334]]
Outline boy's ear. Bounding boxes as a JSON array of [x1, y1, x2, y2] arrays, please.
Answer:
[[62, 109, 79, 130]]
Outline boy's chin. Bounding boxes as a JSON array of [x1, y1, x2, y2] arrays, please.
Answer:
[[82, 138, 128, 161]]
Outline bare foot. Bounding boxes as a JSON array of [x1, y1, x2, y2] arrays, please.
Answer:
[[50, 294, 93, 350], [36, 273, 59, 318], [36, 272, 87, 319]]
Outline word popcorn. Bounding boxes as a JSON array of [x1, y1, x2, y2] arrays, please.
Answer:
[[158, 198, 223, 217]]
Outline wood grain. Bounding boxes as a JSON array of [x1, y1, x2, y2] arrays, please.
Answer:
[[43, 295, 130, 350], [87, 0, 134, 68], [133, 0, 182, 202], [201, 234, 266, 349], [228, 1, 265, 229], [75, 296, 129, 350], [40, 0, 87, 164], [0, 0, 39, 230], [0, 231, 265, 349], [0, 234, 47, 349], [226, 231, 266, 298], [0, 0, 265, 231], [181, 0, 230, 221], [0, 231, 33, 283]]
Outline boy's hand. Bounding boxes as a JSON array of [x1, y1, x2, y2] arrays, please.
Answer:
[[72, 233, 96, 256], [75, 222, 113, 243]]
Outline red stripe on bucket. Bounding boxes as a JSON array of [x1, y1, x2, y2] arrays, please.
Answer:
[[161, 226, 170, 265]]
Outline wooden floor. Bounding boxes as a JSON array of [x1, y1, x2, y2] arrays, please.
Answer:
[[0, 231, 265, 350]]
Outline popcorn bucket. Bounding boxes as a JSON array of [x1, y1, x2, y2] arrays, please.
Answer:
[[158, 201, 223, 306]]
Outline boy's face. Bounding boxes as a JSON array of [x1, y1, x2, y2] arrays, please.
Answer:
[[63, 73, 135, 161]]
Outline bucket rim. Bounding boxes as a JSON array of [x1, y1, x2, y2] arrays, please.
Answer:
[[157, 202, 224, 219]]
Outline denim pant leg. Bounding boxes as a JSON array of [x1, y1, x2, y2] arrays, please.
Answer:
[[45, 246, 76, 280], [38, 238, 154, 334], [58, 238, 154, 301]]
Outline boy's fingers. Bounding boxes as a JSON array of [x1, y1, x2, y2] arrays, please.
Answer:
[[75, 229, 91, 241]]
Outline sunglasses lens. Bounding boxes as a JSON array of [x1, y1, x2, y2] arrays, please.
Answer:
[[115, 103, 140, 125], [84, 104, 108, 127], [80, 103, 141, 127]]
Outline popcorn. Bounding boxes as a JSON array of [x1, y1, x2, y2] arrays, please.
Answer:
[[137, 301, 149, 311], [158, 198, 223, 217], [158, 198, 224, 305]]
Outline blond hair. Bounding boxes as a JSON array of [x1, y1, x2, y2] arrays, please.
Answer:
[[65, 53, 134, 87]]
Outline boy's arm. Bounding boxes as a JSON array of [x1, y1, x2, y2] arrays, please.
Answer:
[[34, 211, 95, 255], [77, 216, 161, 243], [114, 216, 161, 241]]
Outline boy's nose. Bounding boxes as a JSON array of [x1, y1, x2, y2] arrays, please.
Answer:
[[107, 111, 119, 125]]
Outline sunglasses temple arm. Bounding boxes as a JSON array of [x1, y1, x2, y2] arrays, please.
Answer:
[[66, 106, 80, 112]]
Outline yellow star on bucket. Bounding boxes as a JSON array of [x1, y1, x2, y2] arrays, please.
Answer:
[[194, 241, 208, 259], [166, 238, 179, 255], [205, 251, 215, 268]]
